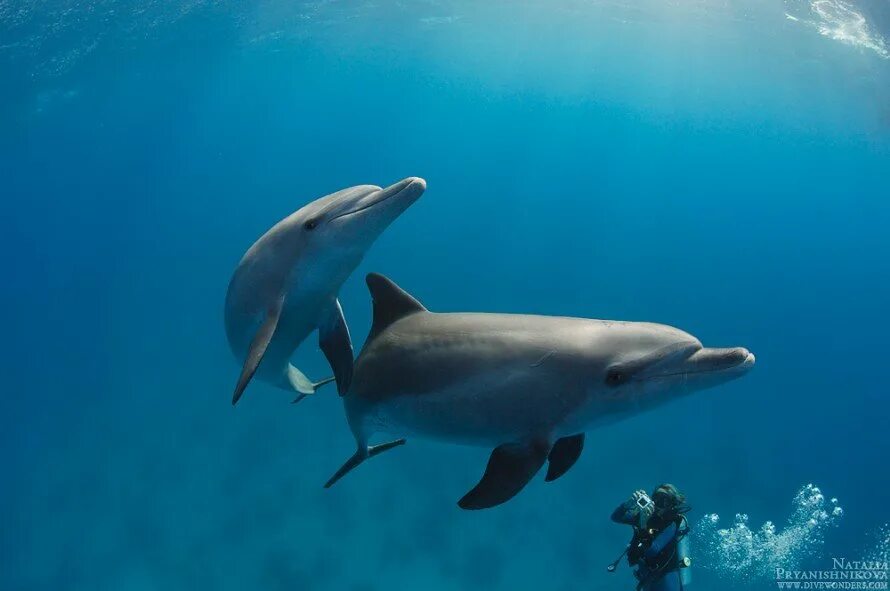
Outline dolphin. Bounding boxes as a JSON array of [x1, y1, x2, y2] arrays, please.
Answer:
[[224, 178, 426, 406], [325, 273, 756, 509]]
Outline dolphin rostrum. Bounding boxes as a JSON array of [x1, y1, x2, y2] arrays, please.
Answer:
[[224, 178, 426, 406], [325, 273, 755, 509]]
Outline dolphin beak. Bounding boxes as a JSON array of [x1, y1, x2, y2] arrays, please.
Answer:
[[683, 347, 755, 375], [640, 345, 754, 382], [382, 176, 426, 200], [329, 177, 426, 223]]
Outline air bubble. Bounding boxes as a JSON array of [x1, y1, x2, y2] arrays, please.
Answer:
[[694, 484, 843, 580]]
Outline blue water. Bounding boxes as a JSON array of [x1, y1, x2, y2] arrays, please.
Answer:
[[2, 1, 889, 590]]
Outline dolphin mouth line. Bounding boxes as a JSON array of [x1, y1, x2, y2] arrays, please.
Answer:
[[646, 352, 755, 380], [329, 191, 395, 223], [328, 178, 420, 224]]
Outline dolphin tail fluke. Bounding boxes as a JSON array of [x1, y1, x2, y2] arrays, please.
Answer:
[[323, 439, 407, 489], [290, 376, 335, 404], [313, 375, 336, 389], [285, 365, 336, 395], [458, 440, 550, 510]]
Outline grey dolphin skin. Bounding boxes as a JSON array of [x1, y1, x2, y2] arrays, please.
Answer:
[[326, 274, 755, 510], [224, 178, 426, 406]]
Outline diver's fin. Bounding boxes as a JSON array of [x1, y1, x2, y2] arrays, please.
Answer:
[[232, 294, 285, 406], [366, 273, 427, 341], [324, 439, 407, 489], [545, 434, 585, 482], [458, 440, 550, 510], [319, 299, 354, 396]]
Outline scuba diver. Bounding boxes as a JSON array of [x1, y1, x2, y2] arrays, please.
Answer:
[[607, 484, 692, 590]]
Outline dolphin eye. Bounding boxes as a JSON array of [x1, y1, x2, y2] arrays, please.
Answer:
[[606, 370, 626, 386], [304, 219, 319, 231]]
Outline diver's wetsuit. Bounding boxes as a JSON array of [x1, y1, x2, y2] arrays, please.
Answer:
[[611, 501, 691, 590]]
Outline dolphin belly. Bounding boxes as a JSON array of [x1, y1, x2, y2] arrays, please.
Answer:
[[373, 394, 524, 446], [360, 375, 586, 447]]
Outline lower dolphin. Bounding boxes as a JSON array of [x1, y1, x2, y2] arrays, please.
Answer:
[[325, 274, 755, 509], [224, 178, 426, 406]]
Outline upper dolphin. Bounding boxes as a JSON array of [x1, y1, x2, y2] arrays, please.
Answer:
[[325, 273, 755, 509], [224, 178, 427, 406]]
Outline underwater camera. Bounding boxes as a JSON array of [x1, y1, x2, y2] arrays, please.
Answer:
[[634, 490, 654, 512]]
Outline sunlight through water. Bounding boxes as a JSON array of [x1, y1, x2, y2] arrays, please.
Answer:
[[785, 0, 889, 58]]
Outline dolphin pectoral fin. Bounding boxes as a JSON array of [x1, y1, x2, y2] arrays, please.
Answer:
[[545, 434, 585, 482], [458, 440, 550, 510], [324, 439, 407, 489], [232, 295, 285, 406], [319, 299, 354, 396]]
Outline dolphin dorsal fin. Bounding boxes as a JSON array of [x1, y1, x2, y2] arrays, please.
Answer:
[[366, 273, 426, 339]]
